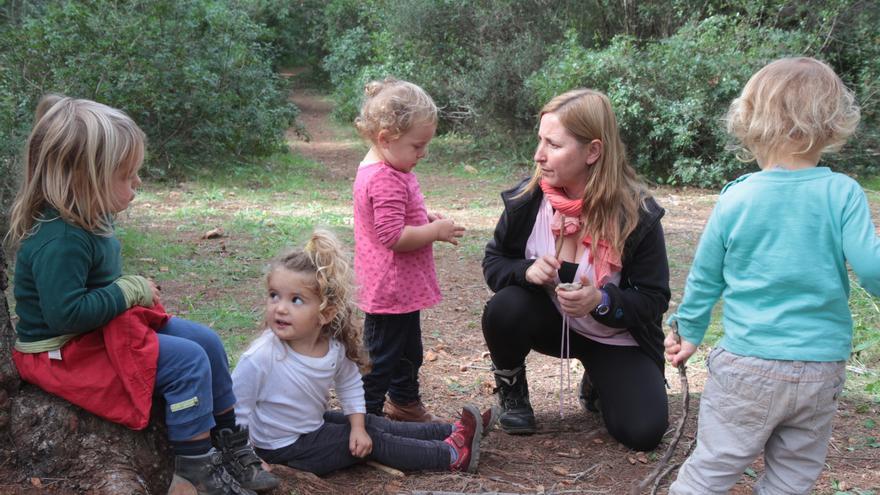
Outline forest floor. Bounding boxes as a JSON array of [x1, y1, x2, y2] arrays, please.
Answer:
[[261, 76, 880, 495], [2, 73, 878, 494]]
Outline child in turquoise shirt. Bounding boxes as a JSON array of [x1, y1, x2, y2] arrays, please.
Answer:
[[666, 57, 880, 494]]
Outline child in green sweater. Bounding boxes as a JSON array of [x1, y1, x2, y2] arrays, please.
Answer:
[[7, 95, 277, 495]]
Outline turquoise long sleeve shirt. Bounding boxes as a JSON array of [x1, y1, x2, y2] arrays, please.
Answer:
[[671, 167, 880, 361]]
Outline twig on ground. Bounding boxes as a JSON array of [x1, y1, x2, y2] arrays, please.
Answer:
[[365, 460, 404, 477], [569, 462, 602, 483], [649, 461, 683, 495]]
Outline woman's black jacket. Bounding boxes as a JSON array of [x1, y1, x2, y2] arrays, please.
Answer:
[[482, 179, 671, 370]]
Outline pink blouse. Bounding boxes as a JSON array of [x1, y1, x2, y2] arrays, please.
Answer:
[[352, 162, 441, 314]]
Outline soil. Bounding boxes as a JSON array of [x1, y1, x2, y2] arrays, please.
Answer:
[[1, 74, 877, 494]]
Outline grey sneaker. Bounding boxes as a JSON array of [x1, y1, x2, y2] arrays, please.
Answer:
[[212, 427, 280, 492], [173, 448, 256, 495]]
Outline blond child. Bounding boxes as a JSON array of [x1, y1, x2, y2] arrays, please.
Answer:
[[231, 230, 494, 474], [7, 95, 277, 494], [352, 78, 465, 421], [666, 57, 880, 494]]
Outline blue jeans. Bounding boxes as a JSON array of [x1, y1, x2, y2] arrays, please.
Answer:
[[362, 311, 423, 415], [256, 412, 453, 474], [154, 317, 236, 441]]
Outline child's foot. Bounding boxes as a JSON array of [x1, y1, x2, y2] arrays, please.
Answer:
[[445, 404, 482, 473], [212, 427, 280, 492], [383, 399, 444, 423], [481, 405, 501, 437], [173, 448, 257, 495]]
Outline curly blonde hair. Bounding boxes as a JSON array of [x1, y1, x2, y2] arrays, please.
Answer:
[[6, 94, 145, 247], [354, 77, 437, 142], [267, 229, 370, 372], [725, 57, 860, 162]]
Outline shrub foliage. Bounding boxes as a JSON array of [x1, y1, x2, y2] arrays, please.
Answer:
[[0, 0, 298, 232]]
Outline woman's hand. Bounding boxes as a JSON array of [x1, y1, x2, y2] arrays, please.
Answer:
[[555, 274, 601, 318], [525, 255, 561, 286], [664, 333, 698, 367]]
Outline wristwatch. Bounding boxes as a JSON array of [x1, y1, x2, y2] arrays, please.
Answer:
[[594, 289, 610, 316]]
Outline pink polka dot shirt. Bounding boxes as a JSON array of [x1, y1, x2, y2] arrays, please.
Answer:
[[353, 161, 441, 314]]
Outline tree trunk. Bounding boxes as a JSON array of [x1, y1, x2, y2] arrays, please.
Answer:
[[0, 250, 172, 494]]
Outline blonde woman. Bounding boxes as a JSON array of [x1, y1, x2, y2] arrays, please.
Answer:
[[482, 89, 670, 450]]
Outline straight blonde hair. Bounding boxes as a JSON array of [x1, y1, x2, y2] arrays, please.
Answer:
[[7, 94, 145, 246], [520, 89, 647, 256], [725, 57, 860, 162]]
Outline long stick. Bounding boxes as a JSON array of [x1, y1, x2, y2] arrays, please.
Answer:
[[631, 321, 691, 494]]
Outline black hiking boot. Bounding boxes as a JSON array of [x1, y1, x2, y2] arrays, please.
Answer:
[[173, 448, 256, 495], [577, 371, 600, 413], [493, 365, 536, 434], [212, 427, 280, 493]]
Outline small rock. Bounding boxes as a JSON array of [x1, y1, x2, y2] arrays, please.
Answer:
[[425, 350, 438, 362]]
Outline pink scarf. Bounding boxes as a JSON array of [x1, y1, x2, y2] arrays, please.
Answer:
[[539, 180, 622, 286]]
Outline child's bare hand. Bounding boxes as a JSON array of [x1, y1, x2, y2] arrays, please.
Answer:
[[148, 279, 162, 306], [433, 218, 465, 245], [349, 427, 373, 458], [427, 211, 445, 222], [525, 255, 561, 286], [664, 333, 697, 367]]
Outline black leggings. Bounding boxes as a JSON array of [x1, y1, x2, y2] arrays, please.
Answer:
[[482, 285, 668, 451]]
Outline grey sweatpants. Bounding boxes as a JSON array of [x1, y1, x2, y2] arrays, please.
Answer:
[[670, 347, 846, 495], [256, 411, 453, 475]]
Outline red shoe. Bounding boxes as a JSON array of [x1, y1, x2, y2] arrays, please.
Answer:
[[480, 405, 501, 437], [445, 404, 482, 472]]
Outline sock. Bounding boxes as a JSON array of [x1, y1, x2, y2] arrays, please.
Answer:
[[213, 409, 237, 432], [447, 442, 458, 465], [171, 437, 213, 457]]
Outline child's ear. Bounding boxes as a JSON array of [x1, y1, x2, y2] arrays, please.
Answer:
[[377, 129, 394, 148], [586, 139, 603, 165], [319, 306, 338, 327]]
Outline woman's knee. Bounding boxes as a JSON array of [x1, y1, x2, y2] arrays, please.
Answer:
[[607, 413, 668, 452], [482, 286, 538, 334]]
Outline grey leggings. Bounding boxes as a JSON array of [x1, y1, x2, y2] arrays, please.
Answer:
[[256, 411, 453, 475]]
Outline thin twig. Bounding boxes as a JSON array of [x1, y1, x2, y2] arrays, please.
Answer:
[[631, 322, 691, 495], [365, 460, 404, 477]]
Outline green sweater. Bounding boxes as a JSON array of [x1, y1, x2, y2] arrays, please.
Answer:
[[671, 167, 880, 362], [14, 212, 128, 343]]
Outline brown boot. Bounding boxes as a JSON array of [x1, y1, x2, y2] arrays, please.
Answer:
[[383, 399, 445, 423]]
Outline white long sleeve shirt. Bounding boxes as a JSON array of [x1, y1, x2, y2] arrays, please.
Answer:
[[231, 331, 366, 450]]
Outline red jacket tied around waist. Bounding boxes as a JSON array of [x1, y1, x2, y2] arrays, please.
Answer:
[[13, 304, 168, 429]]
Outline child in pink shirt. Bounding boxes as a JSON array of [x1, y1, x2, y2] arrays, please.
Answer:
[[353, 78, 465, 422]]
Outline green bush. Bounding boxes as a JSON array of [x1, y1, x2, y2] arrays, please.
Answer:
[[526, 17, 817, 186], [0, 0, 297, 177]]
